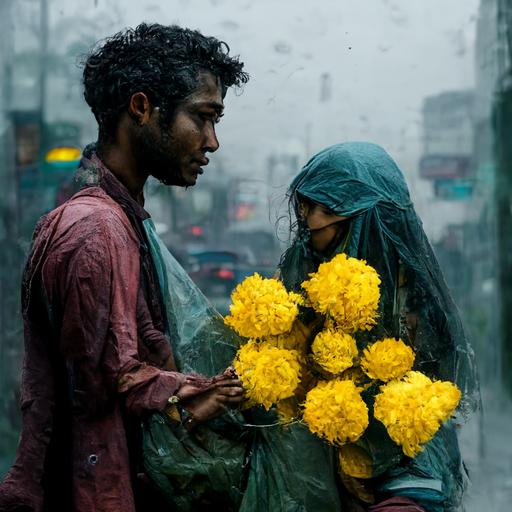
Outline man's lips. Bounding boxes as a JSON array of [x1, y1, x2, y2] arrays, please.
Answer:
[[195, 157, 209, 166], [191, 157, 209, 176]]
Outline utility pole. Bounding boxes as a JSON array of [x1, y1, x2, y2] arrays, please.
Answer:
[[39, 0, 49, 127]]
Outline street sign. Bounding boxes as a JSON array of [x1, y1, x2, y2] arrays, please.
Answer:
[[433, 179, 473, 200]]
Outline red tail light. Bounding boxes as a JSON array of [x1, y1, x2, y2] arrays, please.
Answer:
[[215, 269, 235, 280], [190, 226, 204, 236]]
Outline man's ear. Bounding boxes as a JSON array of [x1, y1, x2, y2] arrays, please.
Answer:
[[128, 92, 153, 126]]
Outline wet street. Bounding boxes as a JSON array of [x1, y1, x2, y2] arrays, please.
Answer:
[[461, 387, 512, 511]]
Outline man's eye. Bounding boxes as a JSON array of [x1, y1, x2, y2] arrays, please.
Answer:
[[199, 112, 222, 124]]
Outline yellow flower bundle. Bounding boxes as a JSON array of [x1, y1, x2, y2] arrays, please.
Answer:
[[233, 341, 301, 411], [225, 273, 302, 338], [225, 257, 462, 464], [303, 379, 369, 445], [373, 371, 461, 457], [301, 253, 381, 333]]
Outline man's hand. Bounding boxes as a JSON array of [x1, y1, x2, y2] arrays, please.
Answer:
[[179, 376, 244, 425], [175, 366, 239, 402]]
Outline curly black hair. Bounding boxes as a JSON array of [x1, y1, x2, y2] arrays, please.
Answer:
[[82, 23, 248, 140]]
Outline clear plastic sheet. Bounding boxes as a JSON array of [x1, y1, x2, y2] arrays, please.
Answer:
[[142, 219, 343, 511]]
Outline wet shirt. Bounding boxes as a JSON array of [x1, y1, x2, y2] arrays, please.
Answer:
[[0, 157, 184, 511]]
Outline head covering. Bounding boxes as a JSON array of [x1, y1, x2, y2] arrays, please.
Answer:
[[280, 141, 479, 416]]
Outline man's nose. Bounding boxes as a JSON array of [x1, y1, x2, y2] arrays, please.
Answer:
[[203, 123, 219, 153]]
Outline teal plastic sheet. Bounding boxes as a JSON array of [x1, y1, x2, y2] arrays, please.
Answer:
[[279, 142, 475, 511]]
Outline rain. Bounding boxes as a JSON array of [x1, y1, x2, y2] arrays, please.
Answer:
[[0, 1, 511, 510]]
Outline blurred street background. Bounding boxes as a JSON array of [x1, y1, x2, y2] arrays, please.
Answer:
[[1, 1, 512, 509]]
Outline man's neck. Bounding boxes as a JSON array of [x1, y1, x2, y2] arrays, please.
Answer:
[[96, 142, 148, 204]]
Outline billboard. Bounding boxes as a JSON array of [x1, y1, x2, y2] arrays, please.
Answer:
[[419, 155, 471, 180]]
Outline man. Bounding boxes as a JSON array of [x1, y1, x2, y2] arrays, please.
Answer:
[[0, 23, 248, 511]]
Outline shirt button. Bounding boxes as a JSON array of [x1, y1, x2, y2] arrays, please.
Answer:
[[88, 454, 99, 465]]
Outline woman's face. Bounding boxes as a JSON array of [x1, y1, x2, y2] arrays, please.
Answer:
[[299, 200, 348, 252]]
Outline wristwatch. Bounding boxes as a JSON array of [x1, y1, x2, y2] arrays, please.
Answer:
[[167, 395, 180, 405], [165, 395, 181, 422], [166, 395, 197, 429]]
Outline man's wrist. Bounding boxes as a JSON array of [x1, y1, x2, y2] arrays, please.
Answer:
[[165, 394, 200, 430]]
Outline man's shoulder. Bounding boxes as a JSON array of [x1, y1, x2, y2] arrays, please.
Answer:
[[57, 187, 134, 232], [61, 187, 124, 219], [35, 187, 138, 250]]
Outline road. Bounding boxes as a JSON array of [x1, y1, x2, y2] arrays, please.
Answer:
[[460, 386, 512, 511]]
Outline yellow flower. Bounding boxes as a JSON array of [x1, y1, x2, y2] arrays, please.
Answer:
[[303, 379, 369, 445], [301, 254, 381, 333], [312, 328, 358, 375], [225, 273, 302, 338], [374, 371, 462, 457], [361, 338, 415, 382], [339, 444, 373, 479], [234, 341, 301, 410]]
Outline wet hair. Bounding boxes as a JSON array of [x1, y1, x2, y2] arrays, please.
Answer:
[[82, 23, 248, 141]]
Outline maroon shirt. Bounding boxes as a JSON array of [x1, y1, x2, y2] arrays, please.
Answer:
[[369, 497, 426, 512], [0, 159, 188, 511]]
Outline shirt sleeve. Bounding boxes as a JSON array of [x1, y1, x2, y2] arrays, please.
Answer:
[[135, 285, 175, 370]]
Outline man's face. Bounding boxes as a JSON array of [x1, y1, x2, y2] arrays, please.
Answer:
[[137, 71, 224, 187]]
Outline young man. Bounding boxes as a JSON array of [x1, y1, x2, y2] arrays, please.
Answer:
[[0, 23, 248, 511]]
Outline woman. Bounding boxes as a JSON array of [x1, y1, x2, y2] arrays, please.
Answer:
[[139, 141, 478, 512], [278, 141, 479, 512]]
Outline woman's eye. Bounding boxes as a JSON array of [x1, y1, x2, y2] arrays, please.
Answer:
[[320, 206, 335, 215]]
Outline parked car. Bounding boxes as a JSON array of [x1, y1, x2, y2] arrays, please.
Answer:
[[186, 250, 275, 316]]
